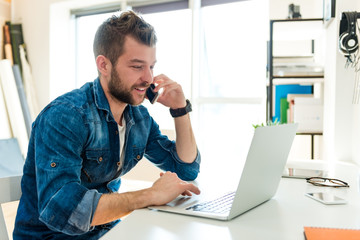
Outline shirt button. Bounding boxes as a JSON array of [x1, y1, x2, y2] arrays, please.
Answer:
[[117, 162, 121, 167], [50, 162, 57, 168], [136, 155, 141, 160], [115, 130, 119, 135], [98, 157, 103, 162]]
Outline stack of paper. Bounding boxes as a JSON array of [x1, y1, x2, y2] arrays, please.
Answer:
[[293, 97, 323, 133]]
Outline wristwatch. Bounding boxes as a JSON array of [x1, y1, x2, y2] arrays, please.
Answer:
[[169, 99, 192, 118]]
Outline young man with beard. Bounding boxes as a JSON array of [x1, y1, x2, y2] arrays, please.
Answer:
[[13, 11, 201, 239]]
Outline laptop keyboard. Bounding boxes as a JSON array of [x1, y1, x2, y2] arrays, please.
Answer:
[[185, 191, 235, 214]]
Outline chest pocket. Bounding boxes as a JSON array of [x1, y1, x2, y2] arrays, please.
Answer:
[[133, 147, 145, 162], [81, 150, 115, 183], [120, 146, 145, 176]]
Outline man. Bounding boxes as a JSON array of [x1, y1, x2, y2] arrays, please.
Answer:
[[14, 11, 200, 239]]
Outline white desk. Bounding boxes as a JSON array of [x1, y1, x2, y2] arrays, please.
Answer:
[[101, 162, 360, 240]]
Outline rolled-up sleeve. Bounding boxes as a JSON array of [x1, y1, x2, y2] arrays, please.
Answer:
[[39, 185, 102, 235], [35, 104, 101, 235], [67, 190, 102, 233], [145, 117, 201, 181], [169, 144, 201, 181]]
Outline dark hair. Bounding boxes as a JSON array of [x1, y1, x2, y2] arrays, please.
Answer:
[[93, 11, 157, 65]]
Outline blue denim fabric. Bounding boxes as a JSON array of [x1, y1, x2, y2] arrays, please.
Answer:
[[13, 78, 201, 239]]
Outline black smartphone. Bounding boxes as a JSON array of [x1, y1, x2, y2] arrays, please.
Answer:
[[146, 84, 159, 104]]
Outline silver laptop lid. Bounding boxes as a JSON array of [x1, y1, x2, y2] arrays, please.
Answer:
[[228, 123, 298, 219]]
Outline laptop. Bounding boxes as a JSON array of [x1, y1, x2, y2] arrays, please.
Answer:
[[148, 123, 298, 221]]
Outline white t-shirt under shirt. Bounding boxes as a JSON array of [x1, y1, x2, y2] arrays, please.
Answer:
[[117, 117, 126, 171]]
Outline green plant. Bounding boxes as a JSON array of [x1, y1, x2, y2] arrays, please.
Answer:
[[252, 119, 280, 129]]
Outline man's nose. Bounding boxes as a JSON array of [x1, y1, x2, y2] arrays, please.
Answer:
[[142, 67, 153, 84]]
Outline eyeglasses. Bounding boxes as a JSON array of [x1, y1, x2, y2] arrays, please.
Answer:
[[306, 177, 349, 188]]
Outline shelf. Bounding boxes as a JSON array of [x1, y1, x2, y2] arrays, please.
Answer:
[[272, 77, 324, 85], [295, 132, 323, 159], [296, 132, 323, 135], [267, 18, 325, 160], [271, 18, 325, 41], [267, 18, 325, 122], [266, 77, 324, 86]]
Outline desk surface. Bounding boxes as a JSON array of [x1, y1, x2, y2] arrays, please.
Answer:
[[101, 162, 360, 240]]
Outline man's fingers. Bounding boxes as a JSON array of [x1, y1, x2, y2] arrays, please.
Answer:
[[181, 182, 200, 195], [181, 190, 192, 196], [155, 172, 200, 203]]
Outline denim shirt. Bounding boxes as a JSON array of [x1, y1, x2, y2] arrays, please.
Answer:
[[13, 78, 201, 239]]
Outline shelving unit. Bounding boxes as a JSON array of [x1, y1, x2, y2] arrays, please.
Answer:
[[267, 18, 324, 122], [267, 18, 325, 159]]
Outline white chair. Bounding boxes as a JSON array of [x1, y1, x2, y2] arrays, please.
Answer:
[[0, 175, 22, 240], [0, 138, 24, 240]]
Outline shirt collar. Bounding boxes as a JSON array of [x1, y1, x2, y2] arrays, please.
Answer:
[[93, 77, 134, 124]]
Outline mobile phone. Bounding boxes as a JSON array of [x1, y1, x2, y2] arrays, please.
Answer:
[[305, 192, 347, 205], [146, 84, 159, 104]]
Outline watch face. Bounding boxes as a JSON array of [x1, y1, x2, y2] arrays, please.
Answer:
[[185, 100, 192, 112]]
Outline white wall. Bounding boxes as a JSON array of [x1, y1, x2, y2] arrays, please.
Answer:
[[326, 2, 360, 165], [11, 0, 360, 165], [0, 0, 9, 18], [269, 0, 323, 19], [11, 0, 119, 109], [270, 0, 360, 165], [351, 2, 360, 166], [11, 0, 51, 110]]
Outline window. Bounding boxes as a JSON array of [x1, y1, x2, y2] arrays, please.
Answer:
[[75, 12, 116, 87], [140, 9, 192, 130], [197, 1, 267, 162], [73, 0, 268, 166], [75, 8, 191, 130], [199, 2, 266, 99]]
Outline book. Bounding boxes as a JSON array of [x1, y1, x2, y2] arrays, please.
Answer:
[[287, 94, 314, 123], [3, 23, 13, 64], [7, 22, 24, 73], [280, 97, 288, 123], [0, 19, 5, 60], [293, 97, 323, 133], [274, 84, 312, 122], [304, 226, 360, 240]]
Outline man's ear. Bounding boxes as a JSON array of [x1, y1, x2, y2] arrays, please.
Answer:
[[96, 55, 111, 77]]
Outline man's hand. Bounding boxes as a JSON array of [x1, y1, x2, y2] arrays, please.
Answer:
[[152, 74, 198, 164], [148, 171, 200, 206], [91, 171, 200, 226], [153, 74, 187, 109]]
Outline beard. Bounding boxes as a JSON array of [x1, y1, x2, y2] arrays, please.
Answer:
[[108, 67, 148, 106]]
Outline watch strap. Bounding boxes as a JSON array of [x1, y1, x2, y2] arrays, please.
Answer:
[[169, 99, 192, 118]]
